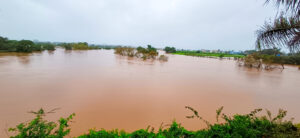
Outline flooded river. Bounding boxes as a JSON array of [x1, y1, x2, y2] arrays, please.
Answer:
[[0, 49, 300, 137]]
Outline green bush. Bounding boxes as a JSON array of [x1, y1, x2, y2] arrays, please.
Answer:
[[61, 43, 73, 50], [9, 107, 300, 138], [9, 108, 75, 138], [79, 107, 300, 137], [219, 54, 225, 58], [42, 43, 56, 51], [73, 42, 90, 50], [115, 45, 159, 60]]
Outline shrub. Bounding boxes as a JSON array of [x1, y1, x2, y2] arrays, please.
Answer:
[[115, 45, 159, 60], [243, 53, 262, 68], [9, 108, 75, 138], [62, 43, 73, 50], [185, 107, 300, 138], [73, 42, 89, 50], [42, 43, 56, 51], [115, 47, 135, 57], [219, 54, 225, 58]]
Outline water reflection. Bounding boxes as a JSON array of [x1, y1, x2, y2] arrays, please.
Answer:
[[115, 54, 166, 66], [17, 56, 31, 65], [47, 50, 55, 55]]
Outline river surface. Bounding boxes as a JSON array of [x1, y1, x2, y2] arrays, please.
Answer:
[[0, 49, 300, 137]]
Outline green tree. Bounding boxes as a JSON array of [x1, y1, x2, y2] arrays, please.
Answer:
[[62, 43, 72, 50], [42, 43, 56, 51], [16, 40, 35, 52], [0, 36, 8, 50], [164, 46, 176, 53]]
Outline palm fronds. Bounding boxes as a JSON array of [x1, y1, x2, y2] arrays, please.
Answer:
[[265, 0, 300, 16], [257, 0, 300, 51], [256, 14, 300, 51]]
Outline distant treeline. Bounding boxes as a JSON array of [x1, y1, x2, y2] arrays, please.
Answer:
[[0, 36, 117, 52], [60, 42, 116, 50], [0, 36, 55, 52]]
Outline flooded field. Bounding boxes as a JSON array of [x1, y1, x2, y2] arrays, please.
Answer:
[[0, 49, 300, 137]]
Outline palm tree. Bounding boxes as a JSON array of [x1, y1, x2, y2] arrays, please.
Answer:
[[256, 0, 300, 52]]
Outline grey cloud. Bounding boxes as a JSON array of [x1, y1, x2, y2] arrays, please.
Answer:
[[0, 0, 276, 50]]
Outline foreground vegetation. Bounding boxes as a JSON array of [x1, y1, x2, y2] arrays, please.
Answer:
[[8, 107, 300, 138]]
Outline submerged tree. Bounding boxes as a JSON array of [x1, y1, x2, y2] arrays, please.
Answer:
[[256, 0, 300, 52]]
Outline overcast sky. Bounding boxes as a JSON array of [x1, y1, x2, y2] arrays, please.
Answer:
[[0, 0, 276, 50]]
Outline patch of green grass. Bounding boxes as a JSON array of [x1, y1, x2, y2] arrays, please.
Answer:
[[173, 51, 245, 58]]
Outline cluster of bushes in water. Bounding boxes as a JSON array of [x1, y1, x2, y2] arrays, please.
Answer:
[[240, 48, 300, 69], [115, 45, 168, 61], [0, 36, 55, 52], [8, 107, 300, 138]]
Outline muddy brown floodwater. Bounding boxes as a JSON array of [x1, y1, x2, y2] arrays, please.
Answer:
[[0, 49, 300, 137]]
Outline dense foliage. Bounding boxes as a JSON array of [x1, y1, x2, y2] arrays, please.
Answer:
[[8, 109, 75, 138], [60, 42, 103, 50], [136, 45, 159, 59], [115, 45, 163, 60], [9, 107, 300, 138], [240, 48, 300, 69], [164, 46, 176, 53], [0, 36, 55, 52]]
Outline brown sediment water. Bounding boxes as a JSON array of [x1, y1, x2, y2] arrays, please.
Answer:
[[0, 49, 300, 137]]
